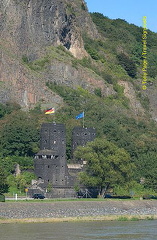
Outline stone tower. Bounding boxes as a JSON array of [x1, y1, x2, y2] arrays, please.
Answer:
[[34, 123, 69, 186], [72, 126, 96, 158], [30, 123, 97, 198]]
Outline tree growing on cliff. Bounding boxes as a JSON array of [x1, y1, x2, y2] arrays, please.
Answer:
[[74, 138, 134, 197], [117, 53, 137, 78]]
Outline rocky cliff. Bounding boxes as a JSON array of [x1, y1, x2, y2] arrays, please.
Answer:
[[0, 0, 104, 108], [0, 0, 156, 121]]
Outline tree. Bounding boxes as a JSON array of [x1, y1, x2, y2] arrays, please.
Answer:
[[134, 152, 157, 191], [7, 172, 36, 193], [117, 53, 137, 78], [0, 165, 8, 193], [74, 138, 134, 196], [0, 102, 21, 119], [0, 111, 39, 156]]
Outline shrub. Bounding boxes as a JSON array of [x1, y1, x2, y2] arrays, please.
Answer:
[[22, 55, 29, 64], [0, 194, 5, 202], [81, 3, 86, 10], [94, 88, 102, 97], [117, 53, 137, 78]]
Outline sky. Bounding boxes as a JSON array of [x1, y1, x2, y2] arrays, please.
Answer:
[[85, 0, 157, 33]]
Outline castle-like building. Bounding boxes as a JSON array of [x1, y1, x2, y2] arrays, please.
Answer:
[[29, 123, 96, 198]]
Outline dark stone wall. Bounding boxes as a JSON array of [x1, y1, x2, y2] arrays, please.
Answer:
[[72, 126, 96, 157], [47, 186, 76, 198], [33, 123, 96, 198], [34, 156, 69, 186], [40, 123, 66, 154], [35, 123, 68, 186]]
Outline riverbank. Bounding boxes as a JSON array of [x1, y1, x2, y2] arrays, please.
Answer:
[[1, 215, 157, 224], [1, 200, 157, 223]]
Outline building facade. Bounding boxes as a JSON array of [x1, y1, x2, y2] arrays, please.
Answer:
[[29, 123, 96, 198], [34, 123, 68, 186], [72, 126, 96, 160]]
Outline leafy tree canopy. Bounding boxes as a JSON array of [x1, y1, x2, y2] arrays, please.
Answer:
[[74, 138, 134, 196], [0, 165, 8, 194], [0, 111, 39, 157]]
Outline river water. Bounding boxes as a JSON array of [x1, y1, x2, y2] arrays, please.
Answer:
[[1, 220, 157, 240]]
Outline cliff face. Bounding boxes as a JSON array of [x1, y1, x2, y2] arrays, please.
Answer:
[[0, 0, 107, 108], [1, 0, 98, 59], [0, 0, 156, 121]]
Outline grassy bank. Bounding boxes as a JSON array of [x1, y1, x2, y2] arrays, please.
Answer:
[[0, 215, 157, 224]]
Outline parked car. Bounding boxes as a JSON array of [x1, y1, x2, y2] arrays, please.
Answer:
[[33, 193, 45, 199], [143, 194, 157, 200]]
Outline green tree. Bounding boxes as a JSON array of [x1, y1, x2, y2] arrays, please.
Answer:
[[0, 165, 8, 193], [0, 111, 39, 156], [0, 102, 21, 118], [134, 152, 157, 191], [74, 138, 134, 196], [117, 53, 137, 78], [7, 172, 36, 193]]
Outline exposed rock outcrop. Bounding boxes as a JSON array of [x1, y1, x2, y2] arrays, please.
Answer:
[[0, 0, 105, 108]]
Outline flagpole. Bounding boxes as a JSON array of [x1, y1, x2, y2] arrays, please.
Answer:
[[53, 112, 55, 123]]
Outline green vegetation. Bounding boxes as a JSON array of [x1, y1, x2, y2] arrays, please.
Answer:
[[0, 194, 5, 202], [87, 12, 157, 81], [117, 53, 137, 78], [117, 216, 129, 221], [22, 45, 73, 72], [117, 216, 140, 221], [45, 83, 157, 195], [1, 77, 157, 196], [74, 138, 134, 196], [0, 165, 8, 194], [1, 11, 157, 197], [0, 103, 40, 195], [0, 111, 39, 157], [0, 102, 21, 118], [7, 172, 36, 194]]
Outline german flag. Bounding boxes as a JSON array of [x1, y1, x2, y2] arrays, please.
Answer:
[[45, 108, 55, 115]]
